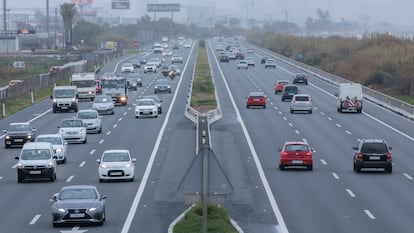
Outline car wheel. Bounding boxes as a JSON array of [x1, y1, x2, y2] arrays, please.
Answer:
[[290, 110, 294, 113], [83, 137, 87, 144], [246, 105, 249, 108], [130, 177, 134, 182], [5, 143, 10, 148], [53, 222, 61, 227], [355, 164, 361, 173], [385, 166, 392, 173], [159, 108, 162, 114], [50, 173, 56, 182], [17, 175, 24, 183], [279, 164, 285, 170], [63, 157, 67, 164], [99, 178, 105, 183], [98, 127, 102, 134], [309, 110, 313, 114], [52, 107, 57, 113], [263, 105, 266, 109], [308, 165, 313, 170]]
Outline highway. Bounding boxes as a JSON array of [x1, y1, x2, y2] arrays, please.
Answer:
[[0, 38, 414, 233]]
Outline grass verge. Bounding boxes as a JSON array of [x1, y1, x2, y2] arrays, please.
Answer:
[[191, 41, 217, 112], [174, 205, 238, 233]]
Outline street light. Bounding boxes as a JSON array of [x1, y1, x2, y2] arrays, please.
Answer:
[[6, 8, 11, 30]]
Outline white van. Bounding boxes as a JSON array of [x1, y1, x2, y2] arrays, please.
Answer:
[[51, 86, 78, 113], [336, 83, 363, 113]]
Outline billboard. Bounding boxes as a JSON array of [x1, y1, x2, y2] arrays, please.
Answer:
[[71, 0, 93, 4], [147, 3, 180, 12], [112, 0, 130, 9]]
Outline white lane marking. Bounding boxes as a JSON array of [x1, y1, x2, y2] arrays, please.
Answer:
[[327, 117, 332, 121], [99, 139, 104, 144], [278, 111, 283, 115], [270, 102, 274, 105], [79, 161, 86, 167], [66, 175, 74, 183], [89, 149, 96, 155], [364, 209, 376, 220], [336, 123, 342, 127], [288, 123, 293, 127], [346, 189, 356, 197], [294, 130, 300, 134], [320, 112, 325, 115], [208, 43, 290, 233], [357, 138, 362, 142], [282, 117, 287, 120], [346, 130, 352, 135], [122, 42, 196, 233], [332, 173, 340, 180], [0, 177, 3, 180], [274, 106, 278, 110], [320, 159, 327, 165], [106, 131, 111, 135], [128, 107, 132, 110], [113, 124, 118, 128], [123, 112, 127, 115], [119, 117, 123, 121], [403, 173, 413, 180], [29, 214, 41, 225]]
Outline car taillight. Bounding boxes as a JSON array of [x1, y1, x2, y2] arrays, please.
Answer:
[[387, 152, 392, 160], [357, 152, 363, 160]]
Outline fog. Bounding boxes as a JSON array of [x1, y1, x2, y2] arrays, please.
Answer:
[[6, 0, 414, 28]]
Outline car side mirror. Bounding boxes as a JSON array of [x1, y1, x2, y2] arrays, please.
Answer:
[[14, 156, 19, 160], [99, 116, 103, 119], [2, 129, 6, 133], [32, 128, 36, 132], [96, 159, 101, 163], [101, 195, 107, 200], [53, 156, 58, 159], [334, 93, 338, 97], [50, 193, 58, 201], [278, 148, 282, 152], [132, 158, 137, 163], [311, 148, 316, 152], [50, 95, 53, 99], [388, 146, 392, 150], [57, 126, 60, 129], [352, 146, 358, 150]]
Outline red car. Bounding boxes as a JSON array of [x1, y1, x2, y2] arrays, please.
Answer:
[[246, 92, 266, 108], [279, 141, 313, 170], [95, 79, 102, 94], [274, 80, 290, 94]]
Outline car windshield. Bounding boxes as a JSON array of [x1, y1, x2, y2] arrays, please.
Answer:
[[138, 99, 155, 106], [278, 81, 289, 85], [123, 63, 133, 67], [284, 86, 298, 92], [295, 96, 310, 101], [95, 96, 111, 103], [285, 144, 309, 152], [143, 95, 160, 102], [37, 136, 62, 145], [54, 89, 75, 98], [21, 149, 51, 160], [9, 124, 30, 131], [59, 188, 97, 200], [61, 120, 83, 128], [77, 111, 98, 119], [102, 152, 131, 162], [361, 143, 388, 154], [156, 80, 169, 85]]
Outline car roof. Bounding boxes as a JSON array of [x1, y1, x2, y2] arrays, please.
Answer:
[[284, 141, 308, 146], [294, 94, 310, 97], [361, 139, 386, 143], [277, 80, 289, 83], [103, 149, 130, 153], [248, 91, 265, 96], [22, 142, 53, 149], [10, 122, 29, 126], [61, 185, 98, 191], [77, 109, 98, 113], [36, 134, 62, 138]]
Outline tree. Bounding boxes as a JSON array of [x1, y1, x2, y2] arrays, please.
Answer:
[[305, 9, 332, 32], [60, 3, 77, 48]]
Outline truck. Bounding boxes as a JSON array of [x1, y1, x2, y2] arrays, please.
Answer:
[[153, 43, 163, 54], [70, 73, 96, 100], [51, 86, 78, 113], [336, 83, 363, 113], [100, 75, 128, 105]]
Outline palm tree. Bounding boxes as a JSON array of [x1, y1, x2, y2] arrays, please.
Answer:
[[60, 3, 77, 48]]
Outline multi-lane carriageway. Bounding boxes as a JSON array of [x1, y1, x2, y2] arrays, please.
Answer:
[[0, 39, 414, 233]]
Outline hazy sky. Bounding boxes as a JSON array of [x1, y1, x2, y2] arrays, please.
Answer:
[[5, 0, 414, 27]]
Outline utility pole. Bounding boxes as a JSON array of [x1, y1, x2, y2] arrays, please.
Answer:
[[46, 0, 49, 37], [3, 0, 6, 30], [54, 7, 57, 49]]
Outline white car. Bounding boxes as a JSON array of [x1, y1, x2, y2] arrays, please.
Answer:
[[76, 109, 103, 134], [97, 149, 135, 182], [36, 134, 67, 164], [290, 94, 313, 114], [91, 95, 115, 115], [184, 43, 191, 48], [58, 119, 87, 144], [245, 57, 255, 67], [134, 98, 158, 118], [163, 49, 173, 57], [171, 54, 183, 64], [144, 62, 157, 73], [237, 60, 248, 69], [148, 58, 162, 67], [121, 63, 134, 73]]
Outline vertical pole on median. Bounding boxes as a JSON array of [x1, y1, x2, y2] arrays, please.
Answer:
[[2, 103, 5, 117], [199, 114, 209, 233], [31, 90, 34, 104]]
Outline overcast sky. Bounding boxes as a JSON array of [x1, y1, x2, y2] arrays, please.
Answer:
[[5, 0, 414, 27]]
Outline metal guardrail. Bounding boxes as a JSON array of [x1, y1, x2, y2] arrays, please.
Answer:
[[252, 45, 414, 120]]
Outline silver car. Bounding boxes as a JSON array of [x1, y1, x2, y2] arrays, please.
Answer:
[[36, 134, 67, 164], [76, 109, 103, 134], [58, 119, 87, 144], [92, 95, 115, 115], [290, 94, 313, 114], [51, 185, 106, 227], [142, 95, 163, 113]]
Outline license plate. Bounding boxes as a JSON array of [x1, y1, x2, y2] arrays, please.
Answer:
[[370, 156, 380, 160], [292, 160, 303, 164], [60, 106, 68, 109], [111, 172, 123, 176], [29, 170, 41, 174], [14, 139, 24, 142], [70, 213, 85, 218], [254, 99, 260, 101]]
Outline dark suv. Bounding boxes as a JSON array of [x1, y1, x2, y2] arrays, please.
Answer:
[[281, 85, 298, 101], [293, 73, 308, 85], [353, 139, 392, 173], [3, 122, 36, 148]]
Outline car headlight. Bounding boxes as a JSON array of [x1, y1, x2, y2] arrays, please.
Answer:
[[100, 164, 107, 169], [57, 208, 66, 213], [125, 163, 132, 168], [5, 135, 10, 139], [16, 162, 24, 168], [47, 162, 54, 168], [80, 128, 85, 133], [120, 96, 126, 101], [59, 129, 65, 134], [155, 86, 158, 89], [27, 134, 32, 139], [71, 98, 76, 102], [88, 207, 97, 212], [55, 148, 63, 153]]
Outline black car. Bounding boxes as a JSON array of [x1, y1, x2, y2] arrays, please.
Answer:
[[51, 185, 106, 227], [125, 73, 142, 90], [3, 122, 36, 148], [353, 139, 393, 173], [281, 85, 298, 101], [137, 57, 146, 65], [261, 56, 269, 64], [293, 73, 308, 85], [154, 79, 171, 94]]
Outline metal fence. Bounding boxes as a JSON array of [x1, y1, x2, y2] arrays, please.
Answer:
[[0, 50, 122, 101]]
